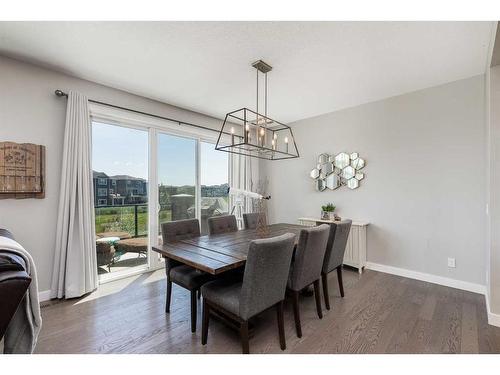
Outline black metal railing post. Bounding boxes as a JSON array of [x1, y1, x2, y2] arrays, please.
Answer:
[[134, 204, 139, 237]]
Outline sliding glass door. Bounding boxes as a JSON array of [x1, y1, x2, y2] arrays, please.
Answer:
[[90, 115, 231, 282], [92, 121, 149, 280], [157, 133, 197, 244]]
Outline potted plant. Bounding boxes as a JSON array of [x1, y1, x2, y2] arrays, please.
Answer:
[[321, 203, 336, 220]]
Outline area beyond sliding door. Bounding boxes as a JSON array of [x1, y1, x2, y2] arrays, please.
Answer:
[[157, 133, 197, 244], [92, 121, 149, 280]]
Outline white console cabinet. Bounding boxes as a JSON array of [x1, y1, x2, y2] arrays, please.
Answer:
[[297, 217, 369, 273]]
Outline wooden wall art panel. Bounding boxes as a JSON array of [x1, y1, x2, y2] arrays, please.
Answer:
[[0, 141, 45, 199]]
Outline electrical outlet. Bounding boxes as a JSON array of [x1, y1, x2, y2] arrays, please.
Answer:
[[447, 258, 456, 268]]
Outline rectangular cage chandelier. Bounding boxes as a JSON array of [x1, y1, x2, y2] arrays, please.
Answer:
[[215, 60, 299, 160]]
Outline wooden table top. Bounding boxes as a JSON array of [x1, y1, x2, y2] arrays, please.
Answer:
[[152, 223, 307, 275]]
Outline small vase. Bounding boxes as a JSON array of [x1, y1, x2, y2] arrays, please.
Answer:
[[328, 212, 335, 221], [321, 211, 329, 220]]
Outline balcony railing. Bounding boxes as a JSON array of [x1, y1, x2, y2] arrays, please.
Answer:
[[95, 203, 148, 238], [94, 197, 229, 238]]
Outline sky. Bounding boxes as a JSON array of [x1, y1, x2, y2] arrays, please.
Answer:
[[92, 122, 228, 186]]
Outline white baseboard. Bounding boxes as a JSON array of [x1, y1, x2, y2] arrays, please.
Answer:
[[39, 289, 51, 302], [365, 261, 486, 295], [485, 292, 500, 327]]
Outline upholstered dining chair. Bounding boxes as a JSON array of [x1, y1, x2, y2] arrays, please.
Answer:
[[321, 220, 352, 310], [242, 212, 259, 230], [207, 214, 238, 235], [201, 233, 296, 354], [162, 218, 212, 333], [288, 224, 330, 338]]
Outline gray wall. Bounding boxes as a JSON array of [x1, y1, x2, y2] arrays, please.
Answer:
[[0, 55, 224, 292], [488, 65, 500, 314], [261, 75, 486, 286]]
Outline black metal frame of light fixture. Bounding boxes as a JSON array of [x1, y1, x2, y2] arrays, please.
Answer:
[[215, 60, 300, 160], [215, 107, 299, 160]]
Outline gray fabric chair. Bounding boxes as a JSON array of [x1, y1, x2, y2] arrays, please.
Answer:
[[242, 212, 259, 230], [201, 233, 296, 354], [288, 224, 330, 338], [207, 214, 238, 235], [320, 220, 352, 310], [162, 218, 212, 332]]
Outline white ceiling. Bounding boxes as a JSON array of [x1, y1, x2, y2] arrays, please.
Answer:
[[0, 22, 494, 123]]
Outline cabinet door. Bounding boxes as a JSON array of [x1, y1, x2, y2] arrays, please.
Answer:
[[343, 226, 359, 268]]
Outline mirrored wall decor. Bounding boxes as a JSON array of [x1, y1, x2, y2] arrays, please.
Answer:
[[316, 178, 326, 191], [310, 152, 366, 191], [334, 152, 350, 169]]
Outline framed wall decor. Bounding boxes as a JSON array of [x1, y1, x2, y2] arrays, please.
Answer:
[[0, 141, 45, 199]]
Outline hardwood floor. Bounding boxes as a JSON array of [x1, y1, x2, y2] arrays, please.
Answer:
[[35, 268, 500, 354]]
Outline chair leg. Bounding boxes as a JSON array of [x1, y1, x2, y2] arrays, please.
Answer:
[[313, 279, 323, 319], [291, 290, 302, 338], [201, 299, 209, 345], [321, 272, 330, 310], [337, 266, 345, 297], [165, 277, 172, 313], [276, 300, 286, 350], [190, 290, 197, 333], [240, 321, 250, 354]]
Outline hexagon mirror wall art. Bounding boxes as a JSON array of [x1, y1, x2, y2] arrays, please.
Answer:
[[315, 178, 326, 192], [341, 166, 355, 180], [334, 152, 350, 169], [325, 173, 341, 190], [309, 152, 366, 191], [319, 161, 334, 179]]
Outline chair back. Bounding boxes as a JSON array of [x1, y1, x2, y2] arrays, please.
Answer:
[[288, 224, 330, 291], [239, 233, 296, 320], [161, 219, 201, 272], [243, 212, 259, 230], [161, 218, 201, 243], [208, 215, 238, 235], [322, 220, 352, 274]]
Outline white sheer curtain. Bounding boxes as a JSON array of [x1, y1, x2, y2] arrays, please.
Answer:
[[50, 91, 98, 299], [230, 153, 259, 227]]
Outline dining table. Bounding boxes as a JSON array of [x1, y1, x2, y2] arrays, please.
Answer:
[[152, 223, 307, 275]]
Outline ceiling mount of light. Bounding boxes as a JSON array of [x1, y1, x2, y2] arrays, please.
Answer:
[[215, 60, 299, 160]]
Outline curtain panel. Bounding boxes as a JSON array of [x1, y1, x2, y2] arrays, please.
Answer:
[[50, 91, 98, 299]]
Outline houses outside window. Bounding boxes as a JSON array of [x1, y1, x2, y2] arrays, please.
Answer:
[[98, 188, 107, 197]]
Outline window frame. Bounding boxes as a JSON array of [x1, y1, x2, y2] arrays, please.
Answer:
[[90, 104, 231, 279]]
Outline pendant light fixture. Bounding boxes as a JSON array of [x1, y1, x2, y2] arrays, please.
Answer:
[[215, 60, 299, 160]]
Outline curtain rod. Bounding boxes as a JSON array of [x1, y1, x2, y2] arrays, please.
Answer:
[[54, 89, 236, 137]]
